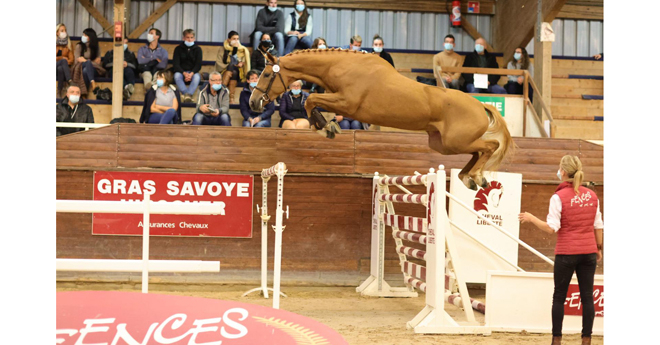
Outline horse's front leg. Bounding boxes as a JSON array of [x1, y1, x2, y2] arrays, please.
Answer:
[[304, 93, 344, 139]]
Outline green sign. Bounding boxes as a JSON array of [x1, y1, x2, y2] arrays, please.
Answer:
[[473, 96, 506, 117]]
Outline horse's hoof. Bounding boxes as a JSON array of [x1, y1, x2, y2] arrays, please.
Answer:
[[480, 177, 489, 189], [467, 179, 478, 191]]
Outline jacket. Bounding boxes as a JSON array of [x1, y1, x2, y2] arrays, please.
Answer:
[[173, 43, 203, 74], [56, 45, 74, 66], [101, 48, 138, 73], [56, 97, 95, 136], [462, 49, 500, 86], [554, 182, 600, 255], [196, 84, 230, 116], [215, 40, 251, 81], [279, 91, 309, 127], [140, 84, 183, 124], [254, 6, 285, 36], [240, 86, 274, 121], [377, 50, 395, 68], [137, 43, 169, 70]]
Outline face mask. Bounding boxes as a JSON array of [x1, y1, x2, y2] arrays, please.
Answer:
[[212, 83, 223, 91], [557, 169, 562, 181], [59, 32, 67, 39], [81, 36, 88, 44], [351, 45, 361, 51], [475, 44, 484, 53], [373, 46, 383, 53], [514, 52, 522, 61], [444, 43, 454, 51], [263, 39, 272, 45], [156, 79, 164, 87], [147, 34, 155, 42], [184, 40, 194, 47], [291, 89, 301, 95], [68, 95, 80, 104], [318, 44, 327, 49], [268, 6, 277, 12], [123, 44, 128, 51], [296, 4, 305, 12], [230, 40, 239, 47], [249, 82, 258, 88]]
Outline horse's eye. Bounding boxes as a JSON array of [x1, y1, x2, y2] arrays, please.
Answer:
[[263, 73, 271, 78]]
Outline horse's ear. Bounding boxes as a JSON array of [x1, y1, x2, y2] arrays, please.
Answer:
[[266, 52, 277, 64]]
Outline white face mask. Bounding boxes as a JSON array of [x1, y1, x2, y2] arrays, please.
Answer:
[[81, 35, 89, 44], [69, 95, 80, 104], [557, 169, 562, 180], [318, 44, 326, 49], [147, 34, 155, 43], [59, 32, 67, 39]]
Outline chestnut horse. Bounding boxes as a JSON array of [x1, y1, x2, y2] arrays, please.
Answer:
[[249, 49, 514, 190]]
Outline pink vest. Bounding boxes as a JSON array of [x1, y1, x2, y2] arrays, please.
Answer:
[[554, 182, 599, 255]]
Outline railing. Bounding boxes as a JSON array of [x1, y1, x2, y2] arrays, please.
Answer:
[[56, 123, 110, 131]]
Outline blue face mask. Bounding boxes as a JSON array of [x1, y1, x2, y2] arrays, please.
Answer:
[[373, 46, 383, 53], [318, 44, 327, 49], [123, 44, 128, 51], [212, 83, 222, 91], [291, 89, 301, 95], [514, 52, 522, 61], [296, 4, 305, 12], [184, 40, 194, 47], [268, 6, 277, 12], [444, 43, 454, 51], [351, 45, 361, 51], [475, 44, 484, 53], [156, 79, 164, 87], [249, 82, 258, 88]]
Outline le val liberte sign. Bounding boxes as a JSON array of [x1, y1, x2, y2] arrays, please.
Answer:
[[92, 171, 253, 238]]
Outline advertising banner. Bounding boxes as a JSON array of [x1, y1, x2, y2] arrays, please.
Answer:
[[92, 171, 253, 238], [565, 284, 604, 317], [448, 169, 522, 283]]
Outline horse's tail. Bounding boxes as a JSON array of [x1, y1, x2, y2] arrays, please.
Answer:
[[481, 103, 515, 172]]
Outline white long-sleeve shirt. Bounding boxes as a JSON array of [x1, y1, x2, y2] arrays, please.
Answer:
[[546, 194, 604, 232], [284, 11, 313, 36]]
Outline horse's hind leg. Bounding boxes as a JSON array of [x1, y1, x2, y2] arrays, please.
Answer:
[[465, 139, 500, 189], [459, 153, 480, 190]]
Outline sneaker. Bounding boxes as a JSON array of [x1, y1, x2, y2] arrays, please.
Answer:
[[123, 84, 134, 100], [184, 94, 194, 103]]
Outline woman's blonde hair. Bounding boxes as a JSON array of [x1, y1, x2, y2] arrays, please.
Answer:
[[560, 155, 584, 194], [56, 23, 72, 51]]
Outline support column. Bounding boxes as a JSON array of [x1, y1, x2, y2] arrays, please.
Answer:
[[533, 0, 553, 130], [112, 0, 126, 119]]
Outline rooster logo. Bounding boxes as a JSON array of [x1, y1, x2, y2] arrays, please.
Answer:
[[473, 181, 503, 213]]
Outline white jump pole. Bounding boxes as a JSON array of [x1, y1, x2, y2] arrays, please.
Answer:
[[56, 259, 220, 272], [142, 193, 150, 293], [272, 163, 286, 309]]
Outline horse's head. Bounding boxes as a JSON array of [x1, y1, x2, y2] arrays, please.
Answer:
[[249, 52, 289, 112], [486, 181, 504, 208]]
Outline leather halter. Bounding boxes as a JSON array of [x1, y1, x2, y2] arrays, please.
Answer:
[[253, 57, 288, 103]]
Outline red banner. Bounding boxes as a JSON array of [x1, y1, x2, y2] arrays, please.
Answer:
[[92, 171, 253, 238], [564, 284, 604, 317], [57, 291, 348, 345]]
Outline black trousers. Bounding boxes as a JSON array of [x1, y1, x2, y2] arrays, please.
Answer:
[[552, 253, 598, 337]]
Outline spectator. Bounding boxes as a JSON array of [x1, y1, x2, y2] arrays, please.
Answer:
[[72, 28, 105, 96], [372, 34, 394, 67], [102, 37, 138, 101], [343, 35, 362, 51], [593, 53, 602, 60], [137, 28, 168, 91], [519, 155, 603, 345], [505, 47, 534, 101], [253, 0, 285, 57], [462, 37, 506, 94], [140, 70, 182, 124], [308, 37, 327, 94], [432, 34, 463, 89], [336, 114, 363, 130], [56, 23, 74, 98], [215, 30, 251, 103], [173, 29, 203, 103], [56, 84, 94, 136], [192, 71, 231, 126], [252, 33, 277, 75], [284, 0, 313, 55], [279, 80, 310, 129], [240, 70, 274, 127]]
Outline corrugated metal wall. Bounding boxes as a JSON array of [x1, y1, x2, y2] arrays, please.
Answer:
[[56, 0, 602, 56]]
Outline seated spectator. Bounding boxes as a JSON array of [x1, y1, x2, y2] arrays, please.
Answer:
[[56, 23, 74, 98], [505, 47, 534, 101], [593, 53, 602, 60], [433, 34, 463, 89], [56, 84, 94, 136], [462, 37, 506, 94], [253, 0, 285, 57], [308, 37, 327, 94], [342, 35, 362, 51], [252, 33, 278, 75], [137, 28, 168, 91], [215, 31, 251, 103], [72, 28, 106, 96], [336, 115, 363, 130], [102, 36, 138, 100], [240, 70, 274, 127], [140, 70, 182, 124], [192, 71, 231, 126], [372, 34, 394, 67], [279, 80, 310, 129], [173, 29, 203, 103], [284, 0, 313, 55]]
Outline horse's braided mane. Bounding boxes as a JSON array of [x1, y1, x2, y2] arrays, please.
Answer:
[[282, 47, 372, 57]]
